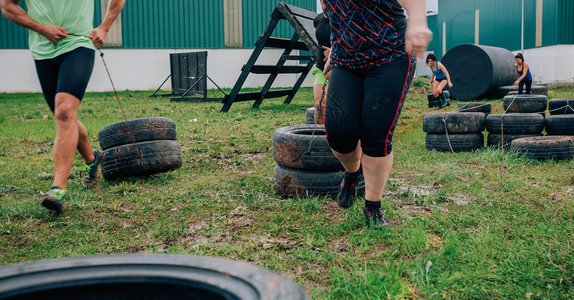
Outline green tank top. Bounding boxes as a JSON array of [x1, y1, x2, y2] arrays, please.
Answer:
[[26, 0, 96, 60]]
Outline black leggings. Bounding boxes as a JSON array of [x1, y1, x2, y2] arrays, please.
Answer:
[[325, 54, 416, 157], [518, 79, 532, 94], [34, 47, 95, 112]]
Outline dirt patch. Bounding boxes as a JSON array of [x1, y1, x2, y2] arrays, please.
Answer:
[[327, 237, 348, 253], [402, 205, 432, 219], [274, 141, 303, 168], [322, 201, 343, 222]]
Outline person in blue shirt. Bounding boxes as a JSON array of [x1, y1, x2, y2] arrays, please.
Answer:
[[426, 53, 453, 108], [514, 53, 532, 94]]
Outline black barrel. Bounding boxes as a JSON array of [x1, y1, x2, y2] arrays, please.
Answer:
[[442, 44, 515, 100]]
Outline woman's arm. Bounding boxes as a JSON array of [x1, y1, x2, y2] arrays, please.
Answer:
[[397, 0, 432, 58], [439, 62, 453, 87], [89, 0, 126, 47], [1, 0, 68, 43]]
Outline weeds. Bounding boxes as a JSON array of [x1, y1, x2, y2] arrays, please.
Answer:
[[0, 85, 573, 298]]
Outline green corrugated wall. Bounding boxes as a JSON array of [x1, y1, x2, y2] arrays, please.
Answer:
[[1, 0, 315, 49], [427, 0, 573, 59]]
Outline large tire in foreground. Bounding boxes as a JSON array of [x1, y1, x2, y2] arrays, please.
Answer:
[[0, 254, 309, 300], [425, 133, 484, 152], [503, 94, 547, 113], [275, 164, 365, 197], [273, 125, 342, 171], [487, 133, 542, 150], [485, 113, 545, 134], [98, 117, 177, 151], [548, 98, 574, 115], [102, 140, 182, 181], [545, 115, 574, 135], [422, 112, 485, 134], [511, 136, 574, 161]]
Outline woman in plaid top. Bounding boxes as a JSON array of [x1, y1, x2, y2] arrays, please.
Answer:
[[322, 0, 431, 227]]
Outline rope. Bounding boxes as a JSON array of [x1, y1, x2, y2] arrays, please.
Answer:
[[306, 83, 327, 155]]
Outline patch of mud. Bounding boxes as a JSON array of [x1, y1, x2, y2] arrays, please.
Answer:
[[274, 141, 303, 168], [277, 175, 306, 198], [322, 201, 343, 222], [327, 237, 347, 253]]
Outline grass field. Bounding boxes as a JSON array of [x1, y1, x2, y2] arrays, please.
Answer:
[[0, 81, 573, 299]]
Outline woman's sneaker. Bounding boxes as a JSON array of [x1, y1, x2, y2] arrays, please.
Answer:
[[83, 149, 103, 189], [363, 207, 389, 228], [41, 187, 66, 213], [336, 168, 362, 208]]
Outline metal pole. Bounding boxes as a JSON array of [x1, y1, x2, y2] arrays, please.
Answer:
[[521, 0, 524, 53]]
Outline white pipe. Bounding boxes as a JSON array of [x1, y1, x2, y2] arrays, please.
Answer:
[[521, 0, 524, 53]]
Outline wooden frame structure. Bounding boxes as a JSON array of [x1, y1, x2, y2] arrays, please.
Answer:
[[220, 2, 321, 112]]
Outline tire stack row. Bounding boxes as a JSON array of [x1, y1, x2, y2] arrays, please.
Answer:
[[511, 98, 574, 160], [273, 124, 364, 197], [98, 117, 183, 181], [427, 90, 451, 108], [422, 112, 485, 152], [485, 94, 548, 149]]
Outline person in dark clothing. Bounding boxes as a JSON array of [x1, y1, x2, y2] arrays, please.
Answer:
[[323, 0, 431, 228], [311, 0, 331, 124], [514, 53, 533, 94]]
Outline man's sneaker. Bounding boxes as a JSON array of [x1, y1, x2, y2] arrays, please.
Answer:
[[41, 187, 66, 213], [336, 168, 362, 208], [363, 207, 389, 228], [83, 149, 103, 189]]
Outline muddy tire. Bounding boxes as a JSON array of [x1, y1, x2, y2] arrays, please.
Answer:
[[272, 125, 342, 171], [0, 254, 309, 300], [487, 133, 542, 150], [503, 94, 547, 113], [511, 136, 574, 161], [102, 140, 182, 181], [305, 108, 315, 124], [485, 113, 545, 134], [422, 112, 485, 134], [275, 164, 364, 197], [458, 102, 491, 113], [545, 115, 574, 135], [98, 117, 177, 151], [548, 98, 574, 115], [497, 85, 548, 98], [425, 133, 484, 152]]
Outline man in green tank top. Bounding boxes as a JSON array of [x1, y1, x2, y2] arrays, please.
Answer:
[[1, 0, 126, 213]]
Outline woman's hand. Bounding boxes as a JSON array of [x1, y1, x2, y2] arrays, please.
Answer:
[[323, 57, 331, 80], [404, 20, 432, 59], [448, 81, 453, 88], [322, 46, 331, 62], [513, 80, 519, 85]]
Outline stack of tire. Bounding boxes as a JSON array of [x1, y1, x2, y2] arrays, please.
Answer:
[[485, 94, 547, 150], [427, 90, 450, 108], [510, 98, 574, 161], [496, 84, 548, 98], [545, 98, 574, 136], [272, 124, 364, 197], [98, 117, 183, 180], [422, 112, 485, 152], [458, 102, 492, 117]]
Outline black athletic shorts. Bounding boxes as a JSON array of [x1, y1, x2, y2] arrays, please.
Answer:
[[325, 54, 416, 157], [34, 47, 95, 112]]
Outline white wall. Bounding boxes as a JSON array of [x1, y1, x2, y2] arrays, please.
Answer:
[[1, 45, 572, 93], [516, 45, 574, 84], [0, 49, 314, 93]]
